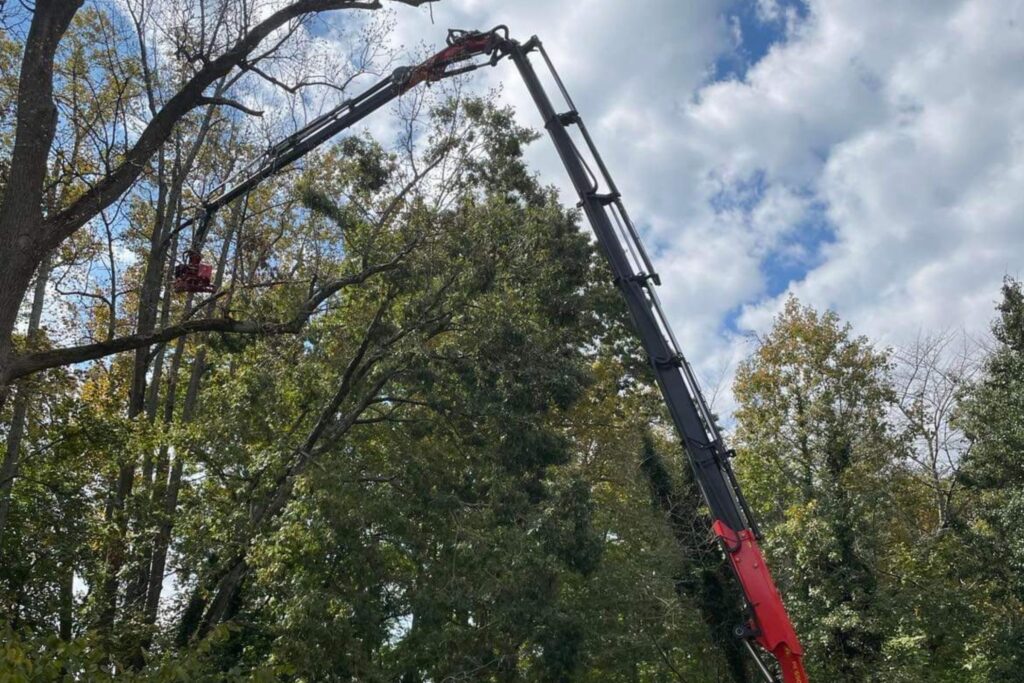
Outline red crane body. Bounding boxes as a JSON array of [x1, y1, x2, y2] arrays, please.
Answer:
[[182, 27, 809, 682]]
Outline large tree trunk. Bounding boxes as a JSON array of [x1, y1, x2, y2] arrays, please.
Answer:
[[0, 260, 38, 404], [0, 252, 51, 545], [0, 1, 82, 398]]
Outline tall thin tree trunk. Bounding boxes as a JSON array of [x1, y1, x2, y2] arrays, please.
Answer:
[[100, 146, 181, 631], [101, 104, 219, 630], [124, 237, 182, 636], [639, 434, 752, 683], [141, 210, 238, 652], [123, 335, 186, 619], [100, 276, 167, 616], [59, 560, 74, 641]]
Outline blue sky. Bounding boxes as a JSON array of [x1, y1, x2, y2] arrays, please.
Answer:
[[713, 0, 808, 81]]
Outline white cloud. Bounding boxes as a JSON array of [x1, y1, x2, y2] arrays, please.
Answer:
[[376, 0, 1023, 416], [735, 0, 1024, 346]]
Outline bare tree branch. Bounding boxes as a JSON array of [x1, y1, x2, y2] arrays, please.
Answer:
[[8, 252, 410, 380], [196, 96, 264, 117], [40, 0, 435, 250]]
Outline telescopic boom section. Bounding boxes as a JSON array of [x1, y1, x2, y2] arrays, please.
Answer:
[[185, 27, 808, 682], [185, 28, 507, 246], [494, 34, 809, 683]]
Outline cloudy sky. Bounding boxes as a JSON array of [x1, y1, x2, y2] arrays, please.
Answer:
[[365, 0, 1024, 407]]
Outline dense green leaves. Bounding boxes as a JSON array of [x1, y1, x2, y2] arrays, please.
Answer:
[[734, 298, 897, 681], [2, 85, 722, 680], [733, 293, 1024, 682], [955, 279, 1024, 681]]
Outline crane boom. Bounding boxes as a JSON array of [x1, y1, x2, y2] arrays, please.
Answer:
[[182, 26, 808, 683], [501, 33, 808, 683]]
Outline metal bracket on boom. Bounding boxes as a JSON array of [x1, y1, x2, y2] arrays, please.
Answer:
[[590, 192, 621, 206], [615, 272, 662, 288], [556, 110, 581, 126], [653, 353, 685, 369]]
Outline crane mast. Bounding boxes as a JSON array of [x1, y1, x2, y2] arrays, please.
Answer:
[[179, 26, 808, 683]]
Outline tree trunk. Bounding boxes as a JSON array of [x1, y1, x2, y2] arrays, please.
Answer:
[[143, 448, 186, 625], [100, 135, 193, 631], [196, 558, 250, 639], [639, 434, 751, 683], [59, 560, 74, 641], [141, 214, 237, 652], [0, 252, 51, 546], [123, 336, 186, 619], [0, 260, 37, 405], [0, 0, 82, 399]]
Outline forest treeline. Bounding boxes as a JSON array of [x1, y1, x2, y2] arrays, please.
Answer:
[[1, 3, 1022, 681]]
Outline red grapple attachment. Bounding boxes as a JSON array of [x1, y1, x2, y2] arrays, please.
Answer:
[[173, 249, 215, 294], [401, 27, 509, 92], [713, 521, 808, 683]]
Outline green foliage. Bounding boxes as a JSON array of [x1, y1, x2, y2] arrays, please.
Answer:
[[0, 622, 283, 681], [732, 295, 1017, 682], [955, 278, 1024, 681], [734, 299, 898, 673]]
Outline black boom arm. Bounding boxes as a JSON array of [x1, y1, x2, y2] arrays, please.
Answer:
[[180, 26, 808, 683], [498, 33, 808, 683]]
